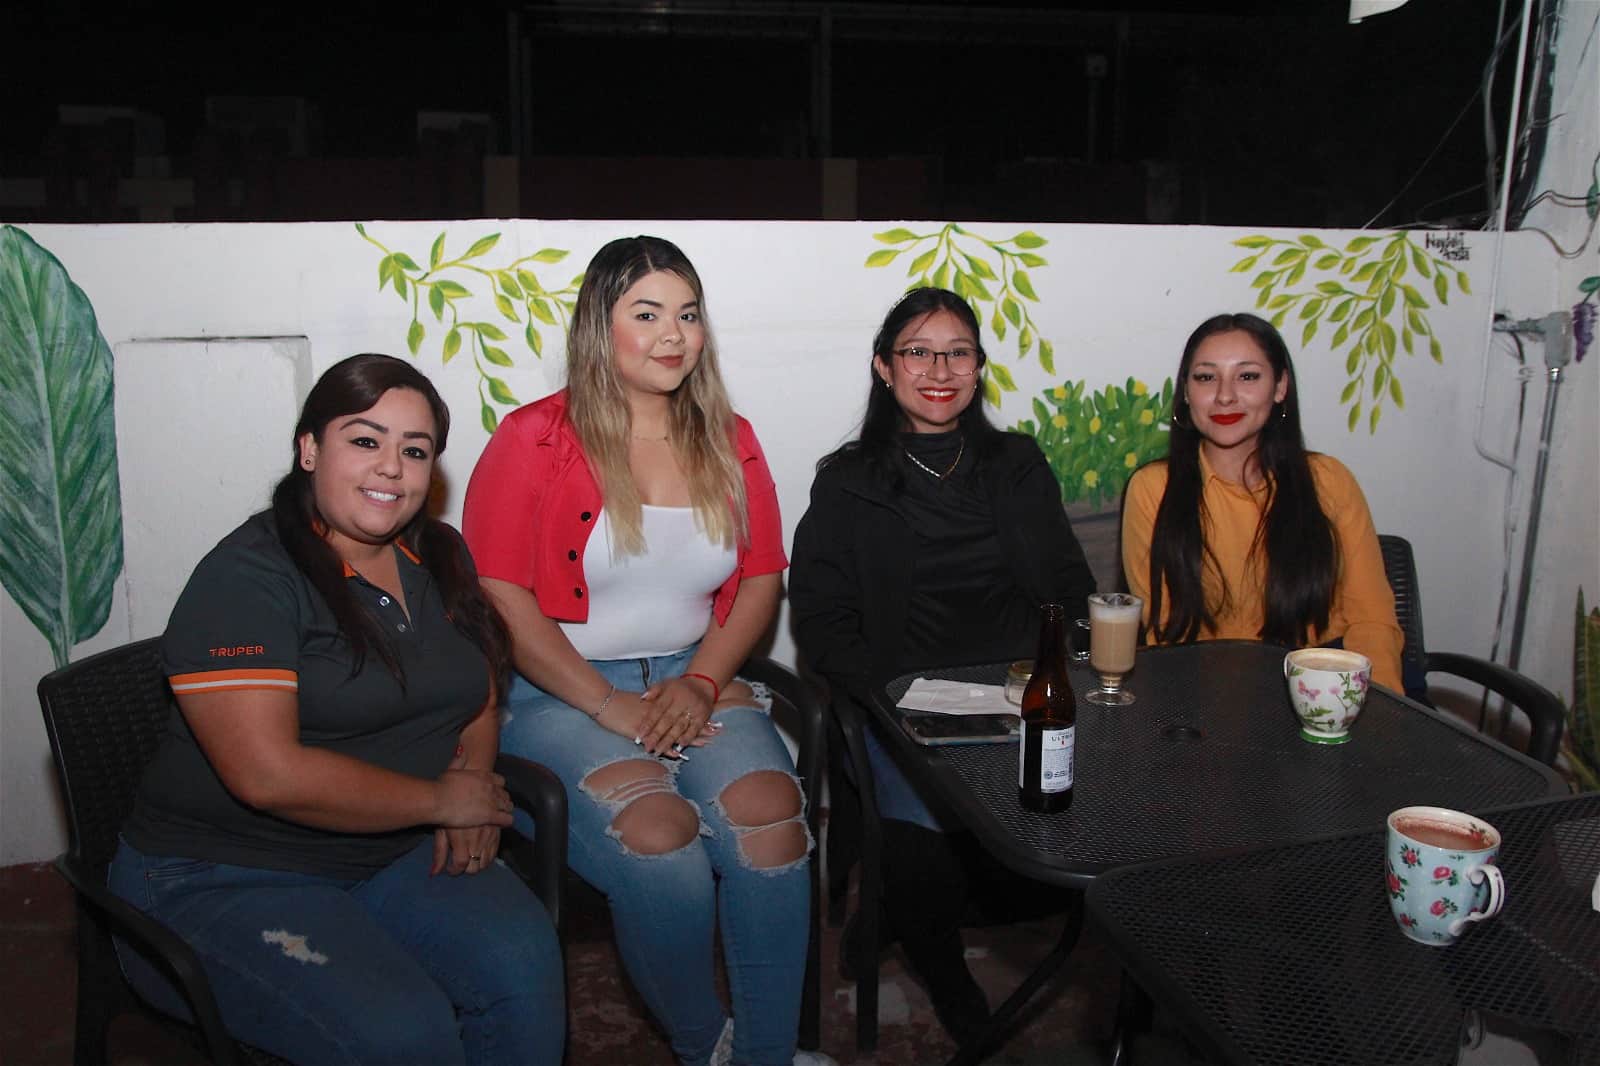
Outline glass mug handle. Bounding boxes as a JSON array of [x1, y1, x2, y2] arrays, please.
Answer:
[[1447, 863, 1506, 937]]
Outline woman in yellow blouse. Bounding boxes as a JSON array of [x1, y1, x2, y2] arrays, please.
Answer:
[[1122, 312, 1404, 690]]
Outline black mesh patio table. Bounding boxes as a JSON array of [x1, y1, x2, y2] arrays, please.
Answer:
[[878, 642, 1565, 888], [1086, 794, 1600, 1065], [874, 641, 1566, 1065]]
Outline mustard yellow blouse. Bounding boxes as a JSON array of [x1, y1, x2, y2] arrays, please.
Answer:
[[1121, 451, 1404, 691]]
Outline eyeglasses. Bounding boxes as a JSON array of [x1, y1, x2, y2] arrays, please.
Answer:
[[891, 346, 980, 377]]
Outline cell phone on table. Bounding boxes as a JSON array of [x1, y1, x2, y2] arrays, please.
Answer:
[[900, 712, 1021, 746]]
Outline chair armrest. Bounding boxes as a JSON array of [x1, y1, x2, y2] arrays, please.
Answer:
[[496, 754, 568, 932], [55, 853, 245, 1066], [738, 657, 828, 799], [831, 690, 881, 826], [1425, 650, 1566, 766]]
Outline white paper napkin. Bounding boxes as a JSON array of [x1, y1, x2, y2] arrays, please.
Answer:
[[895, 677, 1018, 716]]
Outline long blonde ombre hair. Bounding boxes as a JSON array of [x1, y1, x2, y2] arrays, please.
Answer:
[[565, 236, 748, 557]]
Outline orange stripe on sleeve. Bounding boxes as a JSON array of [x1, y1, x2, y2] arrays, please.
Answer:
[[169, 668, 298, 696]]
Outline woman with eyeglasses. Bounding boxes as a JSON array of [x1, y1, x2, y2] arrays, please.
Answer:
[[1122, 311, 1404, 690], [790, 287, 1096, 1043]]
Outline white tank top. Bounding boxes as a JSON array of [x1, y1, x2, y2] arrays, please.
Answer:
[[559, 505, 738, 660]]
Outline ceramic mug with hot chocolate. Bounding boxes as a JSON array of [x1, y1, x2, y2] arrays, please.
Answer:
[[1283, 647, 1371, 743], [1385, 805, 1505, 946]]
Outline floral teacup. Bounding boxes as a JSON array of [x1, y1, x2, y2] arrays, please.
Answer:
[[1283, 648, 1371, 744], [1385, 806, 1505, 946]]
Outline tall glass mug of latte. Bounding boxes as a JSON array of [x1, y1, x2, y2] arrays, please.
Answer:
[[1086, 593, 1142, 706]]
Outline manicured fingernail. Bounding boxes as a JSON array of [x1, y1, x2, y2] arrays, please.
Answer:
[[633, 736, 643, 745]]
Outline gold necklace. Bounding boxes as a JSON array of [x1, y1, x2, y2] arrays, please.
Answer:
[[903, 437, 965, 480], [631, 434, 670, 442]]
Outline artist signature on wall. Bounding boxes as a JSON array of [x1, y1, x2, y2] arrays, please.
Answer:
[[1424, 232, 1470, 262]]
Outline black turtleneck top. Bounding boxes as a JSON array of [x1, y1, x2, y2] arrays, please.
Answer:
[[896, 430, 1043, 673]]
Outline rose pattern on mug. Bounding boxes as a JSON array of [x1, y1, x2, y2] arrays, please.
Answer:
[[1385, 806, 1505, 947], [1385, 860, 1408, 900]]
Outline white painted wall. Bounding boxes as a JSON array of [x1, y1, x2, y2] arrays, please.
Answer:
[[1506, 0, 1600, 711], [0, 216, 1573, 863]]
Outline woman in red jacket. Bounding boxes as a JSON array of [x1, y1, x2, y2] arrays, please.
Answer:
[[464, 237, 822, 1066]]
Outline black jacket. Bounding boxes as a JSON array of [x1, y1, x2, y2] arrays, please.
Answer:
[[790, 431, 1097, 707]]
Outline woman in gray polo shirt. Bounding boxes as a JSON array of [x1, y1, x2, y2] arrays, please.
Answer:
[[108, 354, 564, 1064]]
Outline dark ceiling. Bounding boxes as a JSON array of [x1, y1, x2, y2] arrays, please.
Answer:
[[6, 1, 1525, 226]]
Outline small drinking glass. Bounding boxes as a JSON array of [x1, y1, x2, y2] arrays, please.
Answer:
[[1085, 593, 1142, 706], [1071, 618, 1091, 664]]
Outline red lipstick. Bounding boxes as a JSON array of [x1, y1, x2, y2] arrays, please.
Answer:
[[1210, 412, 1245, 425]]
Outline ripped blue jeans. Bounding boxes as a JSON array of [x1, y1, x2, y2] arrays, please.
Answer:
[[502, 647, 811, 1066]]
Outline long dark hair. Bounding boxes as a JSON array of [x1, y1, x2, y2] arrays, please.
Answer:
[[1146, 313, 1337, 647], [271, 353, 511, 684], [820, 286, 1003, 487]]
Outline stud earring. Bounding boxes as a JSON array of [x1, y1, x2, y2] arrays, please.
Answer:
[[303, 458, 313, 469]]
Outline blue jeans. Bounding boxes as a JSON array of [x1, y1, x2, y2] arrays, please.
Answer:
[[863, 723, 960, 833], [108, 836, 564, 1065], [502, 647, 811, 1066]]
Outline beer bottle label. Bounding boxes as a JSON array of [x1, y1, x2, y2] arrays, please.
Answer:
[[1039, 725, 1074, 792], [1019, 723, 1075, 793]]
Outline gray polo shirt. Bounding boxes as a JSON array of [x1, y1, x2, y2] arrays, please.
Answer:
[[123, 512, 491, 877]]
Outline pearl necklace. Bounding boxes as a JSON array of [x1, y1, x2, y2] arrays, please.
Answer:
[[903, 436, 965, 480]]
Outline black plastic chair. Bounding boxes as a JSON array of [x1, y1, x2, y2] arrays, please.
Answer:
[[1379, 534, 1566, 766], [822, 689, 887, 1052], [37, 637, 568, 1066]]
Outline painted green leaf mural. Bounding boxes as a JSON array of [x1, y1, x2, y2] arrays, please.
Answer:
[[865, 223, 1057, 407], [1229, 231, 1470, 433], [0, 225, 124, 667], [356, 224, 580, 431]]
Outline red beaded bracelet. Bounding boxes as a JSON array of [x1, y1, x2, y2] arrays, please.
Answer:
[[681, 672, 721, 702]]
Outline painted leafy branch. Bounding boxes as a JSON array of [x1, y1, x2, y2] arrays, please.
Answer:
[[866, 224, 1055, 408], [1013, 377, 1174, 511], [356, 224, 582, 431], [1230, 232, 1470, 434], [0, 225, 124, 668]]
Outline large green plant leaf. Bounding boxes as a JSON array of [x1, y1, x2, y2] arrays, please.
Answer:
[[0, 225, 123, 667], [1569, 590, 1600, 792]]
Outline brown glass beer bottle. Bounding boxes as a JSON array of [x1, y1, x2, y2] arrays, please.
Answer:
[[1019, 603, 1075, 813]]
